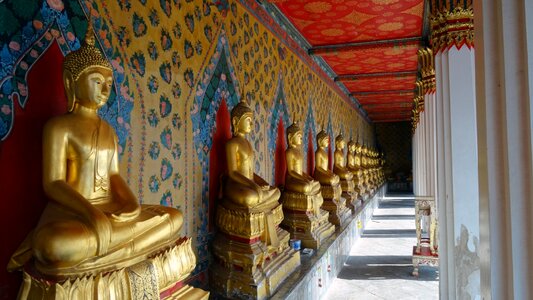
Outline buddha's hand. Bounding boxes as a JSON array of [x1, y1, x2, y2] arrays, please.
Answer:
[[88, 208, 112, 255], [111, 203, 141, 222]]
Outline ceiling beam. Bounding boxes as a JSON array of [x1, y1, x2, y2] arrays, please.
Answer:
[[364, 105, 412, 110], [352, 89, 415, 96], [335, 71, 418, 82], [309, 37, 422, 55], [373, 118, 411, 123], [368, 111, 412, 116]]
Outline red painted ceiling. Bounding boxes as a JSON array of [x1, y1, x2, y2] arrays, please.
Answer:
[[274, 0, 424, 122], [340, 74, 417, 92]]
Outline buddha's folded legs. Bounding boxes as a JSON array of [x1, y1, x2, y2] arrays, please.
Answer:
[[32, 204, 183, 276]]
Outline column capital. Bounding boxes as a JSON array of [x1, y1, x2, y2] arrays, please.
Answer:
[[418, 48, 436, 93], [430, 5, 474, 53], [411, 81, 424, 133]]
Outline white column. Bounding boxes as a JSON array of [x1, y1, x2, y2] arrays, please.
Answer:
[[433, 7, 480, 298], [412, 128, 417, 194], [475, 0, 533, 298], [435, 50, 451, 297], [415, 111, 426, 196]]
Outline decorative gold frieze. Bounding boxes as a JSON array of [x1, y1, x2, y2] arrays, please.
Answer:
[[430, 6, 474, 53], [16, 238, 204, 300]]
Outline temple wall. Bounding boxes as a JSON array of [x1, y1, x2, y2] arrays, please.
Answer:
[[0, 0, 373, 296]]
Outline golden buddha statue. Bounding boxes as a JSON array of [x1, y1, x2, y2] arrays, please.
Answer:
[[333, 134, 357, 213], [280, 122, 334, 249], [361, 145, 372, 195], [353, 141, 367, 201], [347, 140, 363, 203], [211, 101, 300, 299], [221, 101, 280, 209], [314, 130, 339, 186], [7, 26, 207, 300], [313, 130, 351, 227]]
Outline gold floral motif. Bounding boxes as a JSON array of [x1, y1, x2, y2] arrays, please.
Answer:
[[378, 21, 404, 31], [321, 28, 345, 37], [304, 2, 333, 14]]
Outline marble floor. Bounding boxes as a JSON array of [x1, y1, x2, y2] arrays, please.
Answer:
[[324, 195, 439, 300]]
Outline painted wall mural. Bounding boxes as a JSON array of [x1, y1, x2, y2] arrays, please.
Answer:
[[0, 0, 374, 295]]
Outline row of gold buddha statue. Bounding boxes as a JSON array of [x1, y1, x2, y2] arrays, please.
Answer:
[[210, 99, 386, 299], [6, 24, 384, 300]]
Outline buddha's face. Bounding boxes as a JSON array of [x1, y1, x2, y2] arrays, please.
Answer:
[[75, 66, 113, 109], [336, 139, 345, 149], [235, 113, 253, 134], [319, 136, 329, 148], [290, 132, 303, 147], [348, 144, 355, 153]]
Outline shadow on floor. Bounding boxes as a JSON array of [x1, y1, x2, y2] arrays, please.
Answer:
[[378, 199, 415, 209], [362, 229, 416, 238], [338, 255, 439, 282]]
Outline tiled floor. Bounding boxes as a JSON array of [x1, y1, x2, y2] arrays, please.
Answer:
[[324, 195, 439, 300]]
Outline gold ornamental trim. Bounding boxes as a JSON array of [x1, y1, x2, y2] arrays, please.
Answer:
[[430, 6, 474, 54], [418, 48, 436, 94], [16, 239, 198, 300], [412, 80, 424, 132], [216, 203, 284, 239]]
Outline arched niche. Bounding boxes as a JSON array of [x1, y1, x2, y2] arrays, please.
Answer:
[[268, 73, 290, 186], [191, 29, 240, 243]]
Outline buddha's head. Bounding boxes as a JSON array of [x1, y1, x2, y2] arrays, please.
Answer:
[[335, 134, 345, 149], [287, 121, 302, 147], [355, 142, 362, 154], [347, 140, 356, 153], [231, 100, 253, 136], [63, 26, 113, 112], [316, 130, 329, 148]]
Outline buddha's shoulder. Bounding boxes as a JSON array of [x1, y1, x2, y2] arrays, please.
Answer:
[[44, 114, 74, 130]]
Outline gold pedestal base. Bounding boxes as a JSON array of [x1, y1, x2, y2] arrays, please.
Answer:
[[340, 179, 358, 214], [320, 184, 352, 227], [16, 238, 208, 300], [280, 191, 335, 249], [210, 230, 301, 300], [165, 284, 210, 300], [211, 200, 301, 299]]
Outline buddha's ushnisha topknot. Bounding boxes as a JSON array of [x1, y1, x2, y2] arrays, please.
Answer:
[[63, 19, 112, 81]]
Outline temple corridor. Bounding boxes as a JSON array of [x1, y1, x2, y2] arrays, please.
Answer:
[[325, 195, 438, 300], [2, 0, 533, 299]]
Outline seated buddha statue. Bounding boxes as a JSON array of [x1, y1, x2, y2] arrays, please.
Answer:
[[212, 101, 300, 299], [280, 122, 334, 249], [222, 101, 280, 211], [333, 134, 354, 182], [354, 142, 367, 199], [333, 134, 356, 212], [347, 140, 362, 197], [346, 140, 357, 172], [285, 122, 320, 196], [7, 27, 206, 299], [313, 130, 350, 227], [314, 130, 339, 186]]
